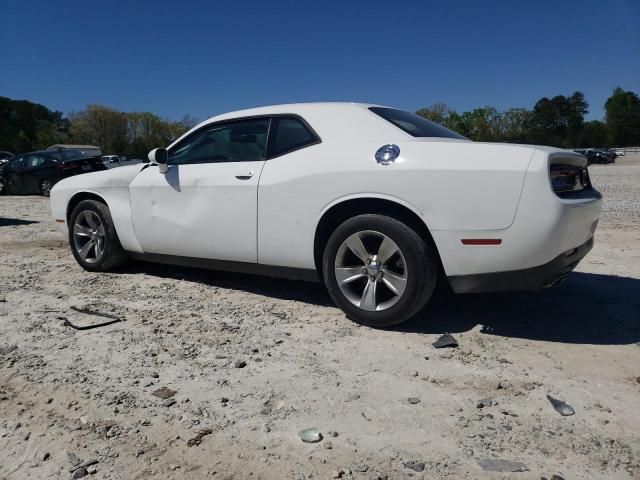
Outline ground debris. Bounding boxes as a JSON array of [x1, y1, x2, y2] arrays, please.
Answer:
[[477, 458, 529, 472], [298, 428, 322, 443], [403, 461, 425, 472], [432, 333, 458, 348], [0, 344, 17, 355], [151, 387, 177, 399], [547, 394, 575, 416], [69, 458, 98, 473], [62, 306, 123, 330], [187, 428, 213, 447]]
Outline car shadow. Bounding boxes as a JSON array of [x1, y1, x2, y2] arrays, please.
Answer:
[[0, 217, 39, 227], [123, 262, 640, 346], [122, 261, 333, 306], [398, 272, 640, 345]]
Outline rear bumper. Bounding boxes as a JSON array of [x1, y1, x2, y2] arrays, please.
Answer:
[[448, 236, 593, 293]]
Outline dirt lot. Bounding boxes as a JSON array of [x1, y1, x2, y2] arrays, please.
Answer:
[[1, 155, 639, 480]]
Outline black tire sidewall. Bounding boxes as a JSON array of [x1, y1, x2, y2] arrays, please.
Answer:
[[69, 200, 122, 272], [322, 214, 436, 327]]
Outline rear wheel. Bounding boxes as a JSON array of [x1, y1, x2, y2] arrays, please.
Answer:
[[39, 178, 54, 197], [322, 214, 437, 327], [69, 200, 128, 271], [0, 176, 6, 195]]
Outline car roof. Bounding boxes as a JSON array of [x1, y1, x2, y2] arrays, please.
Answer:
[[16, 149, 89, 159], [210, 102, 383, 119], [169, 102, 405, 149]]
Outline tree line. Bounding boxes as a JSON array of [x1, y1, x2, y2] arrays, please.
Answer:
[[416, 87, 640, 148], [0, 97, 197, 156], [2, 86, 639, 156]]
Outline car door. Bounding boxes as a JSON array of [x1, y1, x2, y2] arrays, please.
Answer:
[[3, 156, 25, 193], [129, 117, 270, 263], [21, 154, 46, 193]]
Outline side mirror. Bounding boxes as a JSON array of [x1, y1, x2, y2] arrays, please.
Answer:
[[148, 148, 168, 174]]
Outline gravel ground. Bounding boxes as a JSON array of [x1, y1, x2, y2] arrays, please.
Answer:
[[1, 155, 639, 480]]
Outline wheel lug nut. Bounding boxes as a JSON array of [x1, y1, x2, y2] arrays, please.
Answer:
[[366, 259, 371, 264]]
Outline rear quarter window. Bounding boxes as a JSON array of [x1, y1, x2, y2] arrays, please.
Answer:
[[268, 116, 320, 158], [369, 107, 467, 140]]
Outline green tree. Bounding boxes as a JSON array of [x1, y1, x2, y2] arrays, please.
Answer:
[[529, 92, 588, 147], [605, 87, 640, 146], [580, 121, 609, 147], [0, 96, 69, 152], [416, 103, 452, 124], [500, 108, 532, 143], [69, 105, 128, 153]]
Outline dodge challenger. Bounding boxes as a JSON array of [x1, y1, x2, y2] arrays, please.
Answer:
[[50, 103, 602, 326]]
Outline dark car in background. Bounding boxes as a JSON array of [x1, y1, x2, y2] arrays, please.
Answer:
[[574, 148, 617, 164], [0, 149, 106, 196], [0, 151, 15, 167]]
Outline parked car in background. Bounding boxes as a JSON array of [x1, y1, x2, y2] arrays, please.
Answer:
[[47, 144, 102, 157], [0, 149, 106, 196], [574, 148, 616, 164], [0, 151, 15, 167], [51, 103, 602, 326], [595, 149, 617, 163]]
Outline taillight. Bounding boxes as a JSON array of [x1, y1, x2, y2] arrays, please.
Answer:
[[550, 164, 591, 196], [55, 163, 76, 171]]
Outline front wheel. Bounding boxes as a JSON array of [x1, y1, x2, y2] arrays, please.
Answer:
[[39, 178, 54, 197], [69, 200, 128, 271], [322, 214, 437, 327]]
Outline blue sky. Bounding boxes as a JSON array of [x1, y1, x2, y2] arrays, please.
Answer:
[[1, 0, 638, 122]]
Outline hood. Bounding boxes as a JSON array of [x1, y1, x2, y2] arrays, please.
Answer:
[[53, 163, 148, 192]]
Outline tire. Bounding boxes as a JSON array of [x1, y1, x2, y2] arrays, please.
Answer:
[[322, 214, 437, 327], [0, 176, 6, 195], [68, 200, 128, 271], [39, 178, 54, 197]]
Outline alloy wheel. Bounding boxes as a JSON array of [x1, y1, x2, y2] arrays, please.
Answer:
[[40, 179, 53, 197], [73, 211, 106, 264], [334, 230, 408, 311]]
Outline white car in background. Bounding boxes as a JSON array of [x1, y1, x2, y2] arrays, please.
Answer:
[[50, 103, 602, 326], [101, 155, 144, 168]]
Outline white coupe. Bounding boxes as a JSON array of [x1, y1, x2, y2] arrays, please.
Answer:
[[50, 103, 602, 326]]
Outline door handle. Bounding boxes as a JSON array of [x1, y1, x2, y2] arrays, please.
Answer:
[[235, 172, 254, 180]]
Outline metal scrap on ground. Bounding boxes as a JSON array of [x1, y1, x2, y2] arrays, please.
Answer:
[[61, 306, 124, 330]]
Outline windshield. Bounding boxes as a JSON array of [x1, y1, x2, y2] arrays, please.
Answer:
[[369, 107, 467, 140]]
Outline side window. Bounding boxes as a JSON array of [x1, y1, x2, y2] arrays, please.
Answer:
[[10, 156, 25, 170], [25, 155, 45, 168], [169, 118, 269, 165], [268, 116, 319, 158]]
